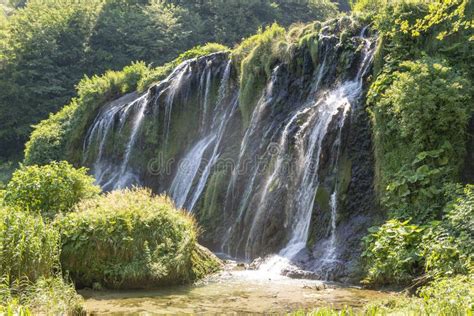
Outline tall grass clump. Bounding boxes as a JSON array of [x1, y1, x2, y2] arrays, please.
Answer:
[[137, 42, 229, 91], [0, 276, 84, 315], [3, 161, 100, 219], [0, 207, 59, 283], [55, 188, 220, 289]]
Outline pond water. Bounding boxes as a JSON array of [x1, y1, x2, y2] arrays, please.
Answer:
[[81, 262, 394, 315]]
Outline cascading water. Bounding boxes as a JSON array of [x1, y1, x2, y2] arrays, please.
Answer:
[[169, 135, 216, 208], [81, 19, 377, 281], [169, 60, 235, 211]]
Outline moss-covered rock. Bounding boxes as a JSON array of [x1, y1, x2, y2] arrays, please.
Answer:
[[55, 188, 220, 289]]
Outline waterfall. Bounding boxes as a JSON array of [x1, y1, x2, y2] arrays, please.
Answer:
[[324, 191, 338, 262], [169, 59, 234, 211], [164, 61, 192, 148], [169, 135, 216, 208], [246, 28, 374, 273], [81, 21, 377, 280], [114, 95, 148, 189]]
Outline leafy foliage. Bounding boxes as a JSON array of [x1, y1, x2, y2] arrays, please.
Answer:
[[0, 276, 84, 315], [3, 161, 99, 218], [368, 57, 472, 221], [359, 0, 473, 290], [421, 185, 473, 278], [363, 184, 474, 285], [0, 208, 59, 283], [0, 0, 102, 158], [55, 188, 220, 289], [362, 219, 424, 285]]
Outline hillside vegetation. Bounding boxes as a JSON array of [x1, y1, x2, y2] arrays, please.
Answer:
[[0, 0, 338, 160]]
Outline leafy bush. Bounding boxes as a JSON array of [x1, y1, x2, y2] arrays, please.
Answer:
[[23, 104, 77, 166], [0, 208, 59, 283], [55, 188, 220, 289], [368, 57, 472, 221], [353, 0, 473, 60], [363, 185, 474, 285], [365, 274, 474, 315], [422, 185, 473, 278], [417, 274, 474, 314], [3, 161, 99, 218], [362, 219, 424, 285]]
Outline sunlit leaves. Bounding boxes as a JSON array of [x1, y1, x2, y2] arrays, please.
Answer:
[[3, 161, 100, 218]]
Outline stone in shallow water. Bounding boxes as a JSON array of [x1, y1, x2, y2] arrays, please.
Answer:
[[283, 267, 321, 280]]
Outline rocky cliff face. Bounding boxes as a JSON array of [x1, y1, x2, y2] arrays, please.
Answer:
[[81, 17, 378, 282]]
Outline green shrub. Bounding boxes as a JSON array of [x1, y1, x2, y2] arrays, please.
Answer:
[[23, 104, 77, 166], [55, 188, 220, 289], [417, 274, 474, 314], [366, 274, 474, 315], [362, 219, 424, 285], [3, 161, 100, 218], [20, 277, 84, 315], [368, 57, 472, 221], [363, 185, 474, 285], [422, 185, 473, 278], [0, 208, 59, 283]]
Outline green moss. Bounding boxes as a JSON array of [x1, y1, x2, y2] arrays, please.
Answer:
[[232, 24, 287, 128], [315, 187, 330, 214], [336, 154, 352, 203], [372, 36, 384, 76], [190, 244, 221, 280], [201, 169, 227, 224]]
